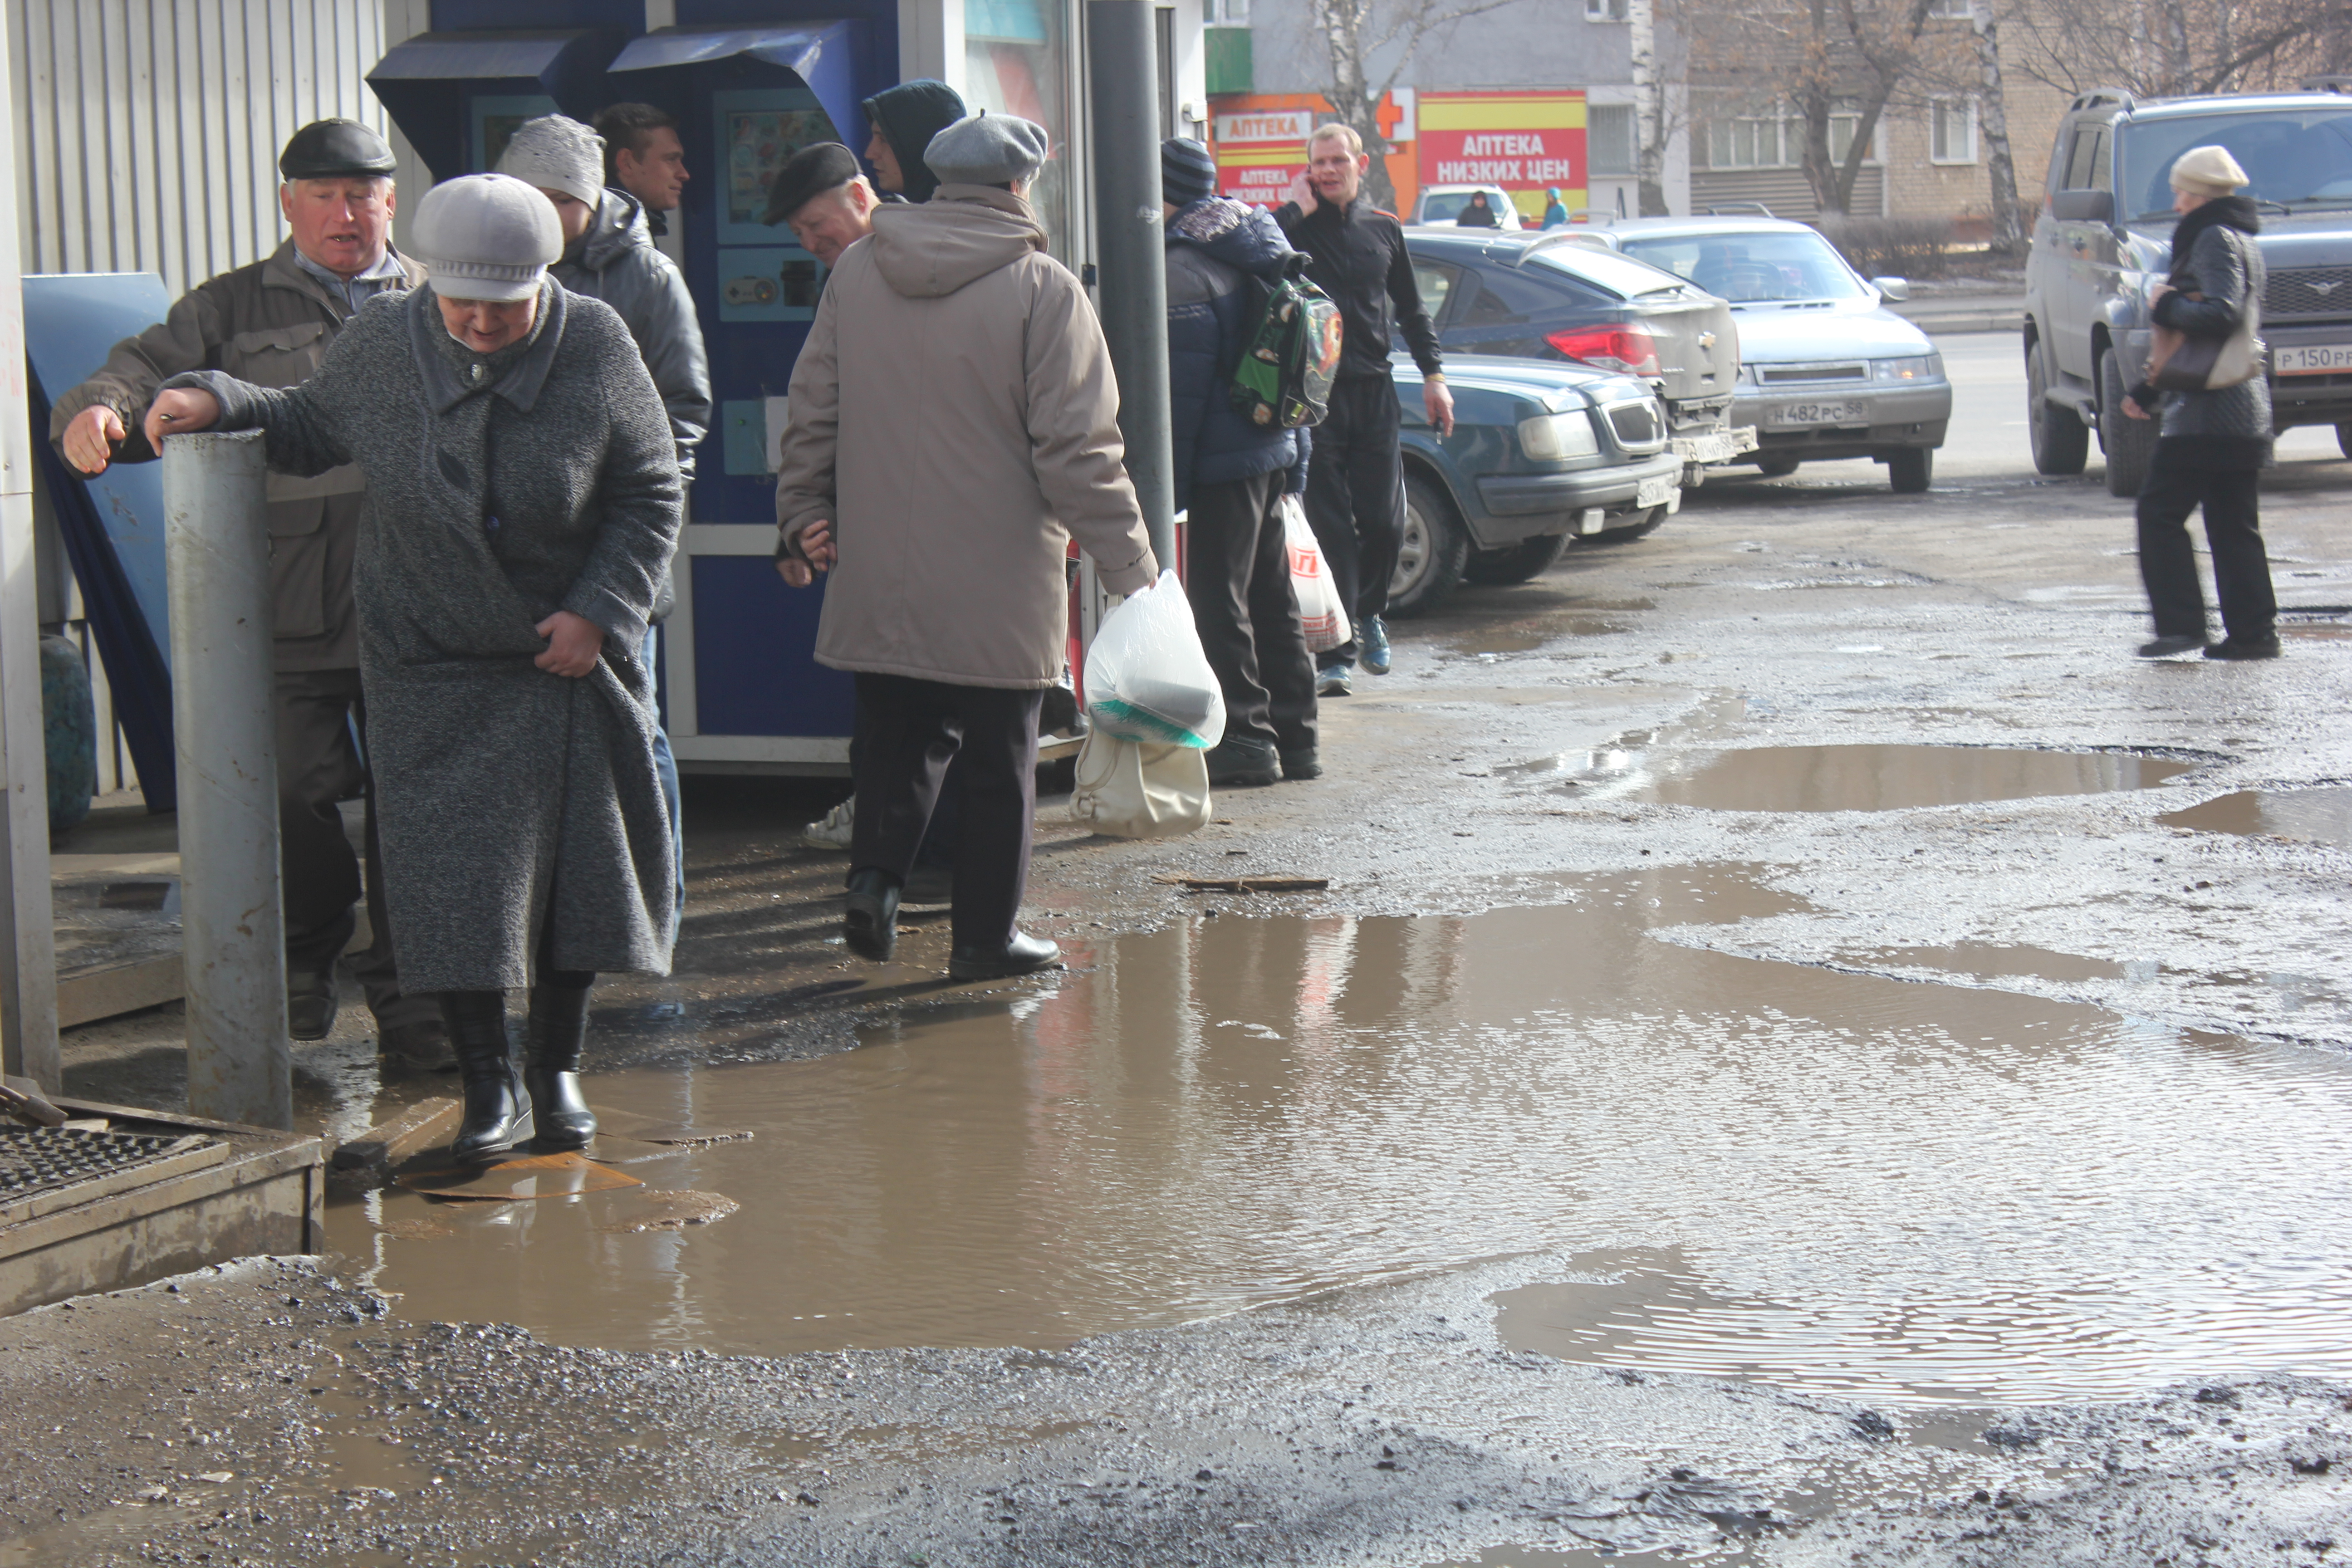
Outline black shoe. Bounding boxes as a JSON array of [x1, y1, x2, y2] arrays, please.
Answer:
[[377, 1015, 454, 1073], [442, 992, 532, 1162], [902, 863, 955, 906], [2136, 634, 2208, 658], [844, 867, 902, 960], [2204, 636, 2281, 660], [1039, 681, 1082, 736], [523, 982, 595, 1152], [287, 970, 338, 1040], [949, 931, 1063, 981], [1280, 746, 1323, 780], [1206, 736, 1280, 788]]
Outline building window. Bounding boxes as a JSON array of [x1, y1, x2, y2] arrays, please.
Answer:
[[1926, 0, 1974, 16], [1589, 104, 1636, 176], [1585, 0, 1629, 20], [967, 0, 1075, 259], [1205, 0, 1249, 23], [1931, 98, 1978, 164], [1704, 103, 1875, 170]]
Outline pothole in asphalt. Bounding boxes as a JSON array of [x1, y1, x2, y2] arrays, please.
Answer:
[[2159, 786, 2352, 848], [345, 865, 2352, 1406], [1555, 744, 2198, 811]]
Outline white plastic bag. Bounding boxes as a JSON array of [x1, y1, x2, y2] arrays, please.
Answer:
[[1282, 495, 1350, 655], [1068, 732, 1210, 838], [1083, 568, 1226, 750]]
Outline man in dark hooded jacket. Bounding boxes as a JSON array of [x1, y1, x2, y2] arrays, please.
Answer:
[[1161, 138, 1319, 788], [862, 79, 967, 204]]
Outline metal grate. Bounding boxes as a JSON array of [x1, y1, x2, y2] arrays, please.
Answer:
[[0, 1126, 224, 1225], [1759, 362, 1869, 383], [2268, 266, 2352, 318], [1603, 399, 1667, 452]]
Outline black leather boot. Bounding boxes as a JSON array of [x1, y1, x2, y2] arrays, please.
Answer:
[[441, 991, 532, 1162], [844, 867, 902, 961], [523, 982, 596, 1151]]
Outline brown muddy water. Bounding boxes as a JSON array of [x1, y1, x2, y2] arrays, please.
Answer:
[[2161, 786, 2352, 848], [1554, 744, 2198, 812], [347, 865, 2352, 1408]]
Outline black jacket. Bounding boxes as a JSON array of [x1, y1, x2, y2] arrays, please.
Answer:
[[1274, 196, 1442, 382], [1165, 197, 1303, 511]]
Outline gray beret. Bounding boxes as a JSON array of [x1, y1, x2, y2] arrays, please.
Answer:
[[764, 142, 863, 225], [923, 111, 1049, 188], [495, 114, 606, 207], [279, 118, 397, 181], [412, 174, 562, 302]]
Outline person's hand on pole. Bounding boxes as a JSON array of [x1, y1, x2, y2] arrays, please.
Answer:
[[533, 610, 606, 677], [1284, 171, 1319, 217], [62, 406, 128, 475], [1424, 377, 1455, 437], [142, 387, 222, 453]]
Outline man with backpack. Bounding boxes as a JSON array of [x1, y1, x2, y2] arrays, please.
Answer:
[[1277, 123, 1452, 697], [1161, 138, 1320, 787]]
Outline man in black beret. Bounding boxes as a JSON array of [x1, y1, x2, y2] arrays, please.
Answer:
[[763, 142, 879, 268], [51, 118, 448, 1067]]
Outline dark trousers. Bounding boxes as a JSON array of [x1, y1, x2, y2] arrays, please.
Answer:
[[1184, 470, 1318, 754], [275, 668, 432, 1029], [1303, 374, 1404, 668], [849, 674, 1043, 950], [2136, 440, 2277, 643]]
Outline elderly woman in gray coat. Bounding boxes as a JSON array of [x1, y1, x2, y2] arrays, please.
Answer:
[[2123, 144, 2279, 662], [146, 175, 682, 1160]]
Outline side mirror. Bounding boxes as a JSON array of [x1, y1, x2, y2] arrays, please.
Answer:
[[2050, 188, 2116, 223], [1873, 276, 1912, 302]]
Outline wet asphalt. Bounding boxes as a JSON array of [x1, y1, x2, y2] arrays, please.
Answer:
[[12, 336, 2352, 1564]]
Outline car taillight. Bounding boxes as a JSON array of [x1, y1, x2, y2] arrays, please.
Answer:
[[1545, 323, 1662, 378]]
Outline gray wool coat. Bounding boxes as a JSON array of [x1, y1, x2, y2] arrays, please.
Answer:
[[168, 281, 682, 992]]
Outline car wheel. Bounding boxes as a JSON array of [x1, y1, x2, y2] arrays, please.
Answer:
[[2098, 345, 2155, 498], [1579, 507, 1667, 544], [2338, 421, 2352, 461], [1755, 455, 1801, 478], [1887, 448, 1932, 494], [2028, 335, 2090, 475], [1387, 474, 1470, 618], [1463, 532, 1570, 586]]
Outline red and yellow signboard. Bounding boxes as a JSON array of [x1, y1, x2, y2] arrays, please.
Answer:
[[1416, 92, 1586, 223]]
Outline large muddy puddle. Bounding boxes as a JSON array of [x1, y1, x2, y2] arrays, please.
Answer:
[[349, 866, 2352, 1405], [2161, 786, 2352, 848], [1558, 744, 2198, 812]]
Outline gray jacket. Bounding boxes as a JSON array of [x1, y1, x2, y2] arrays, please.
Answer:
[[2155, 223, 2271, 447], [168, 282, 682, 991], [553, 189, 711, 481]]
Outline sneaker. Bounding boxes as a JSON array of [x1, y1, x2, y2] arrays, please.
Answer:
[[1360, 616, 1392, 675], [1279, 747, 1322, 780], [1316, 665, 1352, 698], [2136, 634, 2208, 659], [1206, 736, 1280, 788], [800, 799, 854, 850], [2204, 636, 2282, 661]]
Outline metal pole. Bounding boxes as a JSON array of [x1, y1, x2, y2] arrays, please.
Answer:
[[1086, 0, 1176, 571], [164, 430, 289, 1130], [0, 10, 60, 1093]]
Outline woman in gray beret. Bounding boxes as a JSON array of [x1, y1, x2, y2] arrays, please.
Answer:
[[145, 173, 683, 1161]]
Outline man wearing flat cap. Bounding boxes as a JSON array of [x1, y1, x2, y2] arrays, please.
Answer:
[[775, 112, 1158, 982], [51, 118, 446, 1064]]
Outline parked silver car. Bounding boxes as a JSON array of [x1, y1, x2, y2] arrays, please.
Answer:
[[1569, 216, 1951, 492]]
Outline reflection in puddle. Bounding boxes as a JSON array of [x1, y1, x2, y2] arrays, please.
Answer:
[[2160, 787, 2352, 848], [1560, 745, 2196, 812], [354, 866, 2352, 1405], [1837, 943, 2126, 986]]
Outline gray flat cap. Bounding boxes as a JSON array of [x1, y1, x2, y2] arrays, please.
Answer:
[[412, 174, 562, 301], [923, 111, 1049, 188]]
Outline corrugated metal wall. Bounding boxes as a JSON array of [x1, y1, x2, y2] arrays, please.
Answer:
[[7, 0, 433, 296]]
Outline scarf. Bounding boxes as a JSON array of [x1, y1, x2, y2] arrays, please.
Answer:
[[2166, 195, 2260, 290]]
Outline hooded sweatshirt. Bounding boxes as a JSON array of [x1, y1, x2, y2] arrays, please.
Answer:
[[1165, 196, 1305, 510], [772, 184, 1156, 687], [862, 79, 968, 205]]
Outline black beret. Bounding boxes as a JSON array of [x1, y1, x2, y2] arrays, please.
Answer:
[[279, 118, 397, 181], [763, 142, 862, 226]]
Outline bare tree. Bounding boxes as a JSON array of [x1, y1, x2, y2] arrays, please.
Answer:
[[1307, 0, 1524, 208], [2004, 0, 2352, 97], [1969, 0, 2027, 255]]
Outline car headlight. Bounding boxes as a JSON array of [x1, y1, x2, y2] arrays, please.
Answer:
[[1874, 353, 1944, 383], [1517, 411, 1601, 461]]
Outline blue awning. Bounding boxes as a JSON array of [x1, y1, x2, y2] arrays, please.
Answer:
[[369, 29, 585, 83], [367, 29, 626, 178], [609, 23, 863, 156]]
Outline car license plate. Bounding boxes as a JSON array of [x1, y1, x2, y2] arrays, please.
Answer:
[[1635, 473, 1677, 509], [2274, 343, 2352, 376], [1769, 401, 1864, 426]]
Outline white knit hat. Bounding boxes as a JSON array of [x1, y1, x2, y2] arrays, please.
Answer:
[[2170, 145, 2250, 197], [412, 174, 562, 302], [495, 114, 607, 207]]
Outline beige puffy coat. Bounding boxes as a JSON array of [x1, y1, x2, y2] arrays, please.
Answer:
[[774, 185, 1157, 689]]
